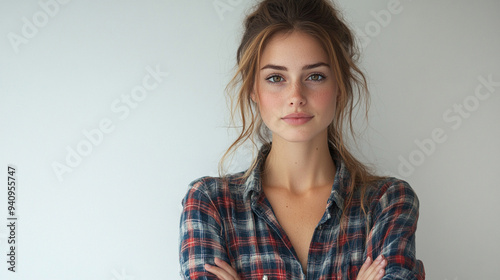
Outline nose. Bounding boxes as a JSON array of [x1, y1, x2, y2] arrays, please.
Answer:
[[289, 82, 306, 106]]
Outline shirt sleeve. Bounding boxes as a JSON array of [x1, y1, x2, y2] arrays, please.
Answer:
[[365, 179, 425, 280], [179, 179, 230, 280]]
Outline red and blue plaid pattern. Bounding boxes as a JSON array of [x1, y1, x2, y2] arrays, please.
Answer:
[[179, 147, 425, 279]]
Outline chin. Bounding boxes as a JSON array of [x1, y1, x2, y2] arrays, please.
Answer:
[[272, 131, 324, 144]]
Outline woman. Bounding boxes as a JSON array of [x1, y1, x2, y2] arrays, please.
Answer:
[[179, 0, 425, 279]]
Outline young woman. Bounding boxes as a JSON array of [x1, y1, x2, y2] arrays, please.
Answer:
[[179, 0, 425, 279]]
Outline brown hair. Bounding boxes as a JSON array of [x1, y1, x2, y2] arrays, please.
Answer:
[[220, 0, 385, 232]]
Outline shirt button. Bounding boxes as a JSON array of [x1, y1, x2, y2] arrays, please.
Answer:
[[262, 276, 268, 280], [318, 225, 323, 230]]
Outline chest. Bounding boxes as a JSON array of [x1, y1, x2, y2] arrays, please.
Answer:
[[225, 193, 366, 279], [263, 187, 331, 270]]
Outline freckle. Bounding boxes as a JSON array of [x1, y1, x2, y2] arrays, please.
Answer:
[[294, 162, 297, 165], [316, 147, 318, 151]]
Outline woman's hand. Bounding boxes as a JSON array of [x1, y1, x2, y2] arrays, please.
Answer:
[[356, 255, 387, 280], [204, 257, 240, 280]]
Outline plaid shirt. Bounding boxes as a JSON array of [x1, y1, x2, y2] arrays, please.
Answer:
[[179, 146, 425, 279]]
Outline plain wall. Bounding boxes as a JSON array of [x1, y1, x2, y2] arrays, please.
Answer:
[[0, 0, 499, 279]]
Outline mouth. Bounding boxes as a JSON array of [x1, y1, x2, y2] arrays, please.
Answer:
[[281, 113, 314, 125]]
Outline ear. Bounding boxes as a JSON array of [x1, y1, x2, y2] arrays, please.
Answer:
[[250, 91, 257, 103], [335, 87, 341, 102]]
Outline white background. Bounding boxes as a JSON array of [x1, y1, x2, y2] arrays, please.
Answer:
[[1, 0, 499, 279]]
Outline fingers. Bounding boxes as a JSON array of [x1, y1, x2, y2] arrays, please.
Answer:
[[214, 258, 239, 279], [205, 263, 232, 280], [366, 255, 386, 280], [204, 258, 239, 280], [357, 255, 387, 280], [358, 256, 372, 276]]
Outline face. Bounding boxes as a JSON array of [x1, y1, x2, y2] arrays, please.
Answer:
[[252, 31, 339, 144]]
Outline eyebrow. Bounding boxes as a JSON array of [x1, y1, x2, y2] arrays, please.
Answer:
[[260, 62, 330, 71]]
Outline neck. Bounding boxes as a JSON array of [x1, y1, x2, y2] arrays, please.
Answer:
[[263, 134, 336, 194]]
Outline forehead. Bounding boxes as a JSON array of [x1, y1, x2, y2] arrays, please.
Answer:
[[259, 31, 329, 67]]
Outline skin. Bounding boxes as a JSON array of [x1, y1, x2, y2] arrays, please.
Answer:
[[205, 31, 387, 280]]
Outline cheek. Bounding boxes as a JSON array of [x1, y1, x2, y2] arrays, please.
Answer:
[[314, 91, 338, 114], [257, 93, 281, 115]]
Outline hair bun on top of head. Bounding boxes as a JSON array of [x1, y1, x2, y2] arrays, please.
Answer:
[[238, 0, 357, 64]]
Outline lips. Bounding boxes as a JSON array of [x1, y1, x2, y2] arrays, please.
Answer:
[[282, 113, 314, 125]]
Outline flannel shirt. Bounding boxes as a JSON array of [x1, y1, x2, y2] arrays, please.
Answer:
[[179, 145, 425, 279]]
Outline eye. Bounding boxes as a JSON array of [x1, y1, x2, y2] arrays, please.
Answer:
[[308, 73, 325, 81], [266, 75, 285, 83]]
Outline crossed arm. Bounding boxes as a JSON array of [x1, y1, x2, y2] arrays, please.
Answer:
[[205, 255, 388, 280]]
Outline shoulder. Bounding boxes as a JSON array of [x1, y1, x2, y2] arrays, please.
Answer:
[[366, 177, 420, 213], [182, 172, 248, 207]]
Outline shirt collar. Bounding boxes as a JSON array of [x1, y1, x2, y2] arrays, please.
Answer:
[[242, 143, 350, 211]]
